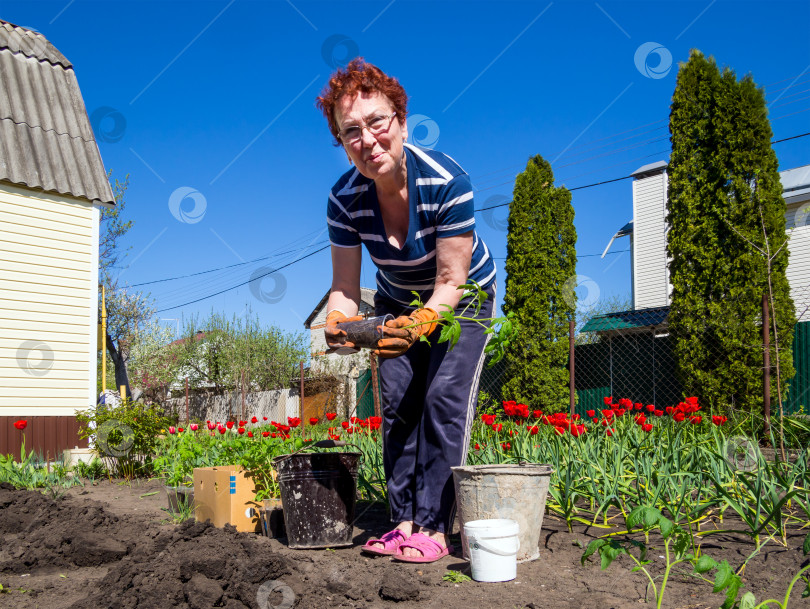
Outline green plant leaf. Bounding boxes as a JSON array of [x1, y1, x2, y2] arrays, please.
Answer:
[[657, 514, 675, 538], [739, 592, 757, 609], [804, 531, 810, 556], [581, 539, 606, 565], [801, 575, 810, 599], [695, 554, 718, 574], [713, 560, 734, 593], [712, 560, 743, 609]]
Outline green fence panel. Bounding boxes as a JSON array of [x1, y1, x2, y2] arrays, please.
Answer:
[[786, 321, 810, 416], [355, 368, 378, 420]]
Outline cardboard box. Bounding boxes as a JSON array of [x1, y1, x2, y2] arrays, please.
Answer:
[[193, 465, 261, 533]]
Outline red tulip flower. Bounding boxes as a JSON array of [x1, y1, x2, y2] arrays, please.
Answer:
[[309, 417, 319, 426], [237, 427, 245, 435], [653, 410, 663, 417], [570, 424, 586, 437], [606, 428, 615, 437], [226, 421, 234, 429], [288, 417, 301, 428], [646, 404, 655, 412], [528, 425, 539, 435], [178, 427, 184, 433], [190, 424, 198, 431], [603, 396, 613, 405], [553, 426, 566, 436], [532, 410, 543, 418], [13, 420, 27, 431], [218, 426, 226, 434], [248, 431, 254, 438], [251, 416, 258, 424], [341, 421, 350, 429], [168, 426, 176, 434], [690, 415, 702, 425], [326, 413, 337, 421], [263, 416, 268, 420], [481, 414, 496, 426], [673, 412, 686, 422], [586, 410, 596, 418], [492, 423, 503, 432], [262, 431, 270, 437], [642, 423, 653, 432]]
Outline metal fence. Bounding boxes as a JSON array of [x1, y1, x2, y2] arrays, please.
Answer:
[[476, 306, 809, 418]]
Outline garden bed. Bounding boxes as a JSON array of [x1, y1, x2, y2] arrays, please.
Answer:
[[0, 479, 806, 609]]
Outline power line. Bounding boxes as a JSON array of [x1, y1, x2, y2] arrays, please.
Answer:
[[469, 67, 810, 191], [493, 249, 629, 260], [144, 130, 810, 309], [129, 239, 328, 287], [155, 244, 330, 313], [473, 131, 810, 212]]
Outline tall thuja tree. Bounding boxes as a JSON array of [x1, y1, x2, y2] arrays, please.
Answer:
[[502, 155, 576, 409], [667, 50, 794, 415]]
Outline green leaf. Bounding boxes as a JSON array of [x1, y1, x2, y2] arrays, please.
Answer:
[[801, 575, 810, 599], [695, 554, 718, 574], [581, 539, 606, 565], [739, 592, 756, 609], [712, 560, 743, 609], [803, 531, 810, 556], [657, 514, 675, 539], [713, 560, 734, 593], [599, 541, 628, 571]]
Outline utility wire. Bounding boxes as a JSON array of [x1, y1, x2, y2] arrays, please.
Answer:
[[474, 131, 810, 211], [155, 244, 330, 313], [142, 130, 810, 307], [130, 239, 328, 287]]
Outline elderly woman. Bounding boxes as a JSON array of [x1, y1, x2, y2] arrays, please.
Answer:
[[316, 59, 496, 563]]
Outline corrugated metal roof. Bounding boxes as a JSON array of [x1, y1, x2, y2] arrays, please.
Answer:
[[581, 306, 669, 333], [0, 20, 114, 205]]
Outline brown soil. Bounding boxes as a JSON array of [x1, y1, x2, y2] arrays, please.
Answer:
[[0, 479, 807, 609]]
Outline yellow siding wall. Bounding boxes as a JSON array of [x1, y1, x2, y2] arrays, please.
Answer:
[[0, 182, 98, 416]]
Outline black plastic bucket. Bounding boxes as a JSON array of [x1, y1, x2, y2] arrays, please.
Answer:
[[273, 449, 361, 549]]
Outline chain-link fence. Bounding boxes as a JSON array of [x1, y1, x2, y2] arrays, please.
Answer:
[[477, 301, 810, 418]]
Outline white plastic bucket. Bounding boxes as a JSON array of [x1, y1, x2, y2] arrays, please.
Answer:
[[463, 518, 520, 582]]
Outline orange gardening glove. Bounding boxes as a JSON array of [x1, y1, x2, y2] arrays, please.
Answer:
[[324, 309, 364, 352], [374, 307, 439, 358]]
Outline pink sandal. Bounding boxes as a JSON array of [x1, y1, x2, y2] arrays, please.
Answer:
[[362, 529, 409, 556], [392, 533, 453, 563]]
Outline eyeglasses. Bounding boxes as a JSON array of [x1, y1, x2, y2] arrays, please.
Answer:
[[337, 112, 397, 144]]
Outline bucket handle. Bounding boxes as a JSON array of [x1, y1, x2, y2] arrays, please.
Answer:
[[468, 535, 520, 557]]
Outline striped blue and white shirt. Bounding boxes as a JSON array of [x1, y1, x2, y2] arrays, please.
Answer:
[[327, 143, 496, 306]]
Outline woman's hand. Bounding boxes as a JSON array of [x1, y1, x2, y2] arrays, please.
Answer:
[[374, 308, 439, 358], [325, 310, 364, 352]]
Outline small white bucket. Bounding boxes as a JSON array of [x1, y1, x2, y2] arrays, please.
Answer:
[[463, 518, 520, 582]]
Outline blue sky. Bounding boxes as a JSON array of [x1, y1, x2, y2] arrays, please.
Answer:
[[4, 0, 809, 343]]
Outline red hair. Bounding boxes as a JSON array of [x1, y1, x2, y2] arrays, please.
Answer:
[[316, 58, 408, 146]]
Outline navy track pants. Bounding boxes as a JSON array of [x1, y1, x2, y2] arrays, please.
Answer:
[[375, 284, 495, 533]]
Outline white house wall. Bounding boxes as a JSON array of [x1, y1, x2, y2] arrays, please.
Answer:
[[632, 171, 669, 309], [0, 182, 97, 416], [786, 202, 810, 322]]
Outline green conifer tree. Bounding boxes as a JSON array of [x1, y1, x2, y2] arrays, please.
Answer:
[[667, 50, 795, 414], [502, 155, 577, 410]]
